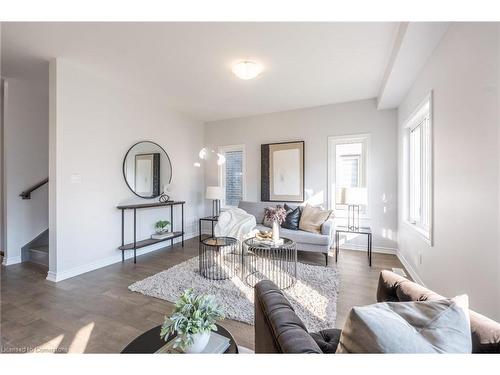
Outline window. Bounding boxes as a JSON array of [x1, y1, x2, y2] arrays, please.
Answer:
[[218, 144, 246, 207], [405, 93, 433, 242], [328, 134, 369, 214]]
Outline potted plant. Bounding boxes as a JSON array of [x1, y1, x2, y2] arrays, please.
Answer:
[[154, 219, 170, 234], [160, 289, 225, 353]]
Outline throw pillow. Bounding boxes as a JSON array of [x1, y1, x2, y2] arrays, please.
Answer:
[[298, 204, 332, 234], [282, 204, 301, 230], [335, 295, 472, 353]]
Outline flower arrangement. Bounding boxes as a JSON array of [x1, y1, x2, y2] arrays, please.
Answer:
[[264, 206, 287, 225], [160, 289, 225, 352]]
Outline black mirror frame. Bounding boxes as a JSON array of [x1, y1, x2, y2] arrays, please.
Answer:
[[122, 140, 172, 199]]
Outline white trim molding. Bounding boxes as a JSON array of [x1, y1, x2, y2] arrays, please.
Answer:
[[327, 133, 371, 216], [403, 91, 434, 246], [396, 249, 426, 286], [217, 143, 246, 208], [2, 255, 22, 266], [46, 230, 197, 282], [336, 244, 397, 255]]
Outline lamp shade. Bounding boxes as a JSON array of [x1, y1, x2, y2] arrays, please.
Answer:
[[338, 187, 367, 205], [344, 187, 367, 205], [206, 186, 224, 200]]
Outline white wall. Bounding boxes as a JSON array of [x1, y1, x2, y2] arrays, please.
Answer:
[[48, 59, 205, 281], [397, 23, 500, 320], [205, 99, 398, 251], [2, 70, 49, 265]]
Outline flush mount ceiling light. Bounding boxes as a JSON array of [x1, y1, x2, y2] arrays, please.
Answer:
[[232, 60, 263, 80]]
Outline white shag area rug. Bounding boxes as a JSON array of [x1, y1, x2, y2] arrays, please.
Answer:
[[129, 256, 339, 332]]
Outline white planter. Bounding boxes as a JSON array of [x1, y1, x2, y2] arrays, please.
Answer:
[[183, 332, 210, 353], [272, 220, 280, 242]]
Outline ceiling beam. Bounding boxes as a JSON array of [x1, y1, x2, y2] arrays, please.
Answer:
[[377, 22, 450, 110]]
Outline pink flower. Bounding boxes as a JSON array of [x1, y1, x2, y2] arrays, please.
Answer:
[[264, 206, 287, 225]]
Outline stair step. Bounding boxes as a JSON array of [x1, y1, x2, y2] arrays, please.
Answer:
[[28, 247, 49, 267], [30, 245, 49, 253]]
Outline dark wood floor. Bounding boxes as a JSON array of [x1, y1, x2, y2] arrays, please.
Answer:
[[1, 237, 404, 353]]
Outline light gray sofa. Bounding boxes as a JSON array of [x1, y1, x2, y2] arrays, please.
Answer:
[[238, 201, 335, 265]]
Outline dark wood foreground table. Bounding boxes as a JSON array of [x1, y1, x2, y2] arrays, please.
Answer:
[[121, 323, 238, 354]]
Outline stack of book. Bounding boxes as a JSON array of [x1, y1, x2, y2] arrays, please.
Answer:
[[156, 332, 231, 354], [254, 238, 284, 246], [254, 231, 284, 246], [151, 232, 174, 240]]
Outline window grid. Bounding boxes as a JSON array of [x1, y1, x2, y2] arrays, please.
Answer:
[[224, 150, 243, 207]]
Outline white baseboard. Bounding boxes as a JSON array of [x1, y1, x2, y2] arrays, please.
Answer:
[[396, 250, 425, 286], [2, 255, 22, 266], [45, 230, 197, 283], [338, 243, 397, 255]]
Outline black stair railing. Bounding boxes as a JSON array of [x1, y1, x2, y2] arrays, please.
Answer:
[[20, 178, 48, 199]]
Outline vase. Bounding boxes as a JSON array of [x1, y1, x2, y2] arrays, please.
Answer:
[[272, 220, 280, 242], [183, 331, 211, 353], [155, 227, 169, 235]]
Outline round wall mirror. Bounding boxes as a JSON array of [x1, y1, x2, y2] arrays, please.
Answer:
[[123, 141, 172, 199]]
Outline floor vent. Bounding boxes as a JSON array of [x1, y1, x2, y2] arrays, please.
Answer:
[[391, 267, 407, 277]]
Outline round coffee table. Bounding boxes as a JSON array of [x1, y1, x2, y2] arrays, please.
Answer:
[[242, 237, 297, 290], [199, 237, 240, 280], [121, 323, 238, 353]]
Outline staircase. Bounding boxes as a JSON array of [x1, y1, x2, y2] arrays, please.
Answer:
[[19, 178, 50, 268], [22, 229, 49, 267]]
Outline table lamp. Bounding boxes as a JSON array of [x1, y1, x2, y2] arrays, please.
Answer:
[[341, 187, 367, 230], [206, 186, 224, 217]]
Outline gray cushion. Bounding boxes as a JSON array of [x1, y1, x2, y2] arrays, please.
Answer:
[[336, 296, 472, 353], [255, 225, 330, 246], [239, 201, 274, 224]]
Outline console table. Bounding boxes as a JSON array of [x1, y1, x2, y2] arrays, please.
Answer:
[[117, 201, 185, 263]]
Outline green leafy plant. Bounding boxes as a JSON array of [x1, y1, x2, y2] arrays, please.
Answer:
[[160, 289, 225, 351], [155, 220, 170, 232]]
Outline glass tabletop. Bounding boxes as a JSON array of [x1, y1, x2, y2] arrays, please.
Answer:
[[335, 226, 372, 234], [243, 237, 294, 249], [201, 237, 238, 247]]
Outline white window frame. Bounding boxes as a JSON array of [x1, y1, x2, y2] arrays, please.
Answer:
[[218, 144, 246, 208], [327, 134, 371, 218], [404, 92, 433, 245]]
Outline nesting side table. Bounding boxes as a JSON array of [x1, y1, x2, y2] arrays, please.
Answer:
[[199, 237, 240, 280]]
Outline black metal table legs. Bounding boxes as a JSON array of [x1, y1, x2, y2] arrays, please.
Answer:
[[368, 233, 372, 267], [133, 208, 137, 264], [119, 202, 185, 263], [181, 204, 184, 247], [335, 230, 372, 267], [121, 209, 125, 262]]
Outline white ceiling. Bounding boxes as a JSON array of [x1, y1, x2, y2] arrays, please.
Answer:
[[1, 22, 400, 121]]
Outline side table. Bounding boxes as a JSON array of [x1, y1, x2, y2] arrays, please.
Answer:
[[199, 216, 219, 242], [121, 323, 238, 353], [335, 226, 372, 266], [199, 237, 240, 280], [242, 237, 297, 290]]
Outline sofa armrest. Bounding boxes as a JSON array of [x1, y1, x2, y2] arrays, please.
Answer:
[[254, 280, 322, 353], [321, 218, 335, 246]]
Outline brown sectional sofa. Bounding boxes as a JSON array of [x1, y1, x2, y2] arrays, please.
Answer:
[[377, 270, 500, 353], [254, 270, 500, 353]]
